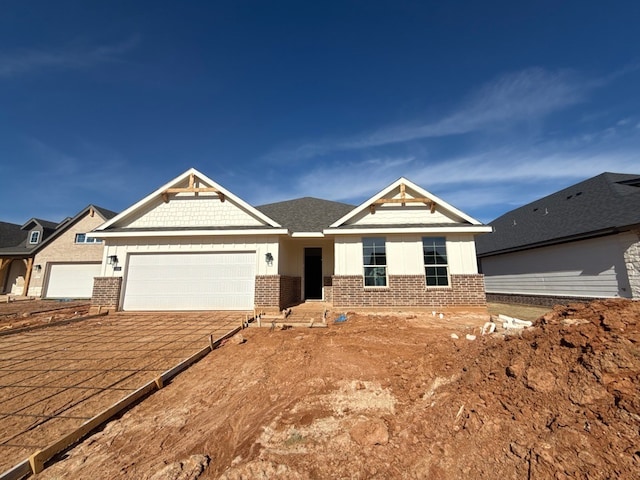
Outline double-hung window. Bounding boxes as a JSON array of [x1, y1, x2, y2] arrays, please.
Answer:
[[363, 237, 387, 286], [29, 231, 40, 244], [423, 237, 449, 286]]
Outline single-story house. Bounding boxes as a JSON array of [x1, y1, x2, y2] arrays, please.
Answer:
[[0, 218, 58, 295], [476, 172, 640, 306], [90, 168, 492, 312], [27, 205, 117, 299]]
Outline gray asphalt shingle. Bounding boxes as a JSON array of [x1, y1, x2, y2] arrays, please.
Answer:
[[476, 172, 640, 256], [256, 197, 355, 233]]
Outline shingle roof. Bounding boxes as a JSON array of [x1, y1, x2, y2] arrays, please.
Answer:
[[0, 221, 26, 249], [92, 206, 118, 220], [476, 172, 640, 256], [256, 197, 355, 233]]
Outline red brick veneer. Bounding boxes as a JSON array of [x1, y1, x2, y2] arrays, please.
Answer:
[[255, 275, 301, 310], [332, 274, 486, 307], [91, 277, 123, 311]]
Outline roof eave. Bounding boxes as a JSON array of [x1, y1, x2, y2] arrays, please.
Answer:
[[323, 226, 493, 235], [477, 225, 635, 257], [90, 228, 289, 238]]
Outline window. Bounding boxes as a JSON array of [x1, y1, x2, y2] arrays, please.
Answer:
[[75, 233, 102, 244], [363, 237, 387, 286], [423, 237, 449, 286], [29, 231, 40, 244]]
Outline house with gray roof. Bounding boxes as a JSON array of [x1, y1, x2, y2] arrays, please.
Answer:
[[90, 168, 491, 312], [27, 205, 117, 299], [1, 206, 117, 298], [476, 172, 640, 305], [0, 218, 58, 295]]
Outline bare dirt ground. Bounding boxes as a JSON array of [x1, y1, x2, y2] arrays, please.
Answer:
[[0, 312, 244, 473], [0, 299, 90, 332], [33, 299, 640, 479]]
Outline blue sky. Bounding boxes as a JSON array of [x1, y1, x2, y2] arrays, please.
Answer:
[[2, 1, 640, 225]]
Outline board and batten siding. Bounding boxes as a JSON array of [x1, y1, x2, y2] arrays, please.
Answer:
[[334, 234, 479, 276], [480, 232, 635, 298], [99, 235, 280, 278]]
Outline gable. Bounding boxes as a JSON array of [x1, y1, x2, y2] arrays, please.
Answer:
[[345, 183, 468, 226], [328, 177, 487, 233], [99, 169, 282, 231]]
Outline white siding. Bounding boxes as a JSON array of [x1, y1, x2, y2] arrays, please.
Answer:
[[100, 236, 279, 278], [334, 234, 479, 276], [278, 237, 335, 278], [122, 196, 264, 228], [481, 233, 635, 298]]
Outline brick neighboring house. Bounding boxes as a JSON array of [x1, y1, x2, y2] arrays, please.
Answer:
[[476, 172, 640, 306], [90, 168, 491, 312], [0, 218, 57, 295], [27, 205, 117, 298]]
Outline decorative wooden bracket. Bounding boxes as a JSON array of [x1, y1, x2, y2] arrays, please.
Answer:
[[369, 183, 436, 214], [161, 173, 226, 203]]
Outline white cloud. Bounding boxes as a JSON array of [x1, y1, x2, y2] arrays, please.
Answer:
[[265, 67, 589, 162], [246, 125, 640, 222], [0, 36, 139, 78]]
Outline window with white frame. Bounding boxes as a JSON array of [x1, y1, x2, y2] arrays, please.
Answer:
[[29, 231, 40, 244], [423, 237, 449, 286], [75, 233, 102, 244], [363, 237, 387, 287]]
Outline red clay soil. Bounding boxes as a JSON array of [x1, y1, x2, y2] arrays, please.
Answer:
[[0, 300, 90, 332], [35, 300, 640, 479]]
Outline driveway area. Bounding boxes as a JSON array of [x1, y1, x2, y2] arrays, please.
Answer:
[[0, 311, 247, 473]]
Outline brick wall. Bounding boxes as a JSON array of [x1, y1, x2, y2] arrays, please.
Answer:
[[91, 277, 122, 311], [280, 276, 301, 309], [255, 275, 302, 310], [323, 276, 333, 303], [255, 275, 280, 308], [332, 274, 486, 308], [486, 293, 597, 308]]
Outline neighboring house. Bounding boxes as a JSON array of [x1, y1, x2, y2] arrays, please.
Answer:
[[476, 172, 640, 306], [27, 205, 118, 299], [90, 168, 491, 312], [0, 218, 58, 295]]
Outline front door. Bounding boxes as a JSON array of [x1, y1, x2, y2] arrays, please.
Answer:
[[304, 247, 323, 300]]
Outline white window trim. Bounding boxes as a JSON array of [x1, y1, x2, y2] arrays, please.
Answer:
[[29, 231, 40, 244], [363, 237, 388, 288], [423, 237, 450, 288], [75, 233, 102, 244]]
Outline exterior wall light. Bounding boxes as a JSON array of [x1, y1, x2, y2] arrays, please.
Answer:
[[265, 252, 274, 265], [34, 264, 42, 272], [107, 255, 119, 265]]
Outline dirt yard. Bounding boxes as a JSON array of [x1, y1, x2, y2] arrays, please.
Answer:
[[0, 312, 245, 473], [0, 299, 90, 332], [30, 299, 640, 479]]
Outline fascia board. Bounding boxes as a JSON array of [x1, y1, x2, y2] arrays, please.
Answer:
[[323, 226, 493, 235], [89, 228, 289, 238], [329, 177, 486, 228], [290, 232, 325, 238], [96, 168, 282, 231]]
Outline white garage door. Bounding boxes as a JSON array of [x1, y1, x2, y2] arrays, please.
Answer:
[[122, 252, 256, 311], [45, 263, 102, 299]]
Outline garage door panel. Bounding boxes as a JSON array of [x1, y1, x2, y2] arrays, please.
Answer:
[[45, 263, 102, 299], [122, 253, 256, 311]]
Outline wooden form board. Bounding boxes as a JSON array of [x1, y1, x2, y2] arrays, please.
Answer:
[[0, 325, 243, 478]]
